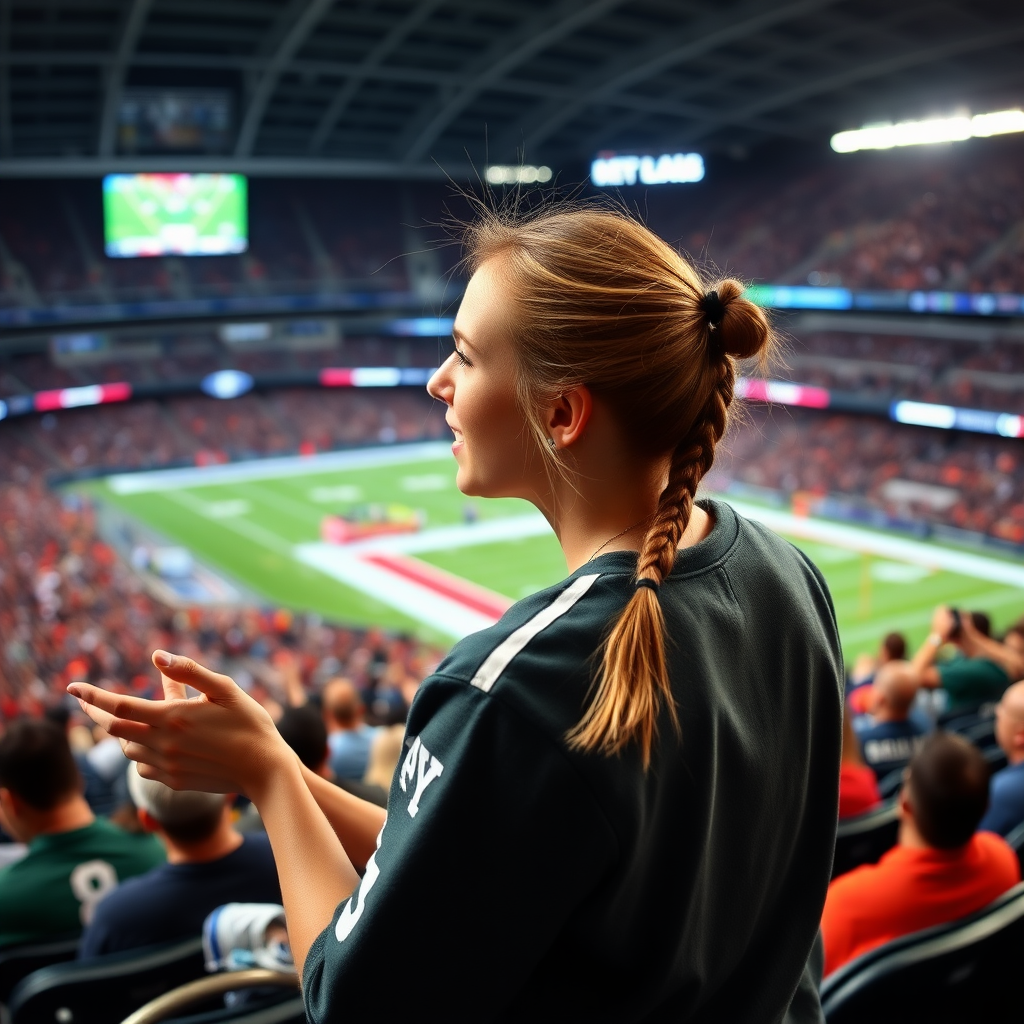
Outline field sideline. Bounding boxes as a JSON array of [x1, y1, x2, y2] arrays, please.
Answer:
[[82, 443, 1024, 661]]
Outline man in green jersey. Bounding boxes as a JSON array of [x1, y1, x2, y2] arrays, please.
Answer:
[[0, 719, 164, 948]]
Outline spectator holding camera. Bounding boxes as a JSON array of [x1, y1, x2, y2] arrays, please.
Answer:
[[821, 732, 1019, 976], [910, 607, 1022, 714]]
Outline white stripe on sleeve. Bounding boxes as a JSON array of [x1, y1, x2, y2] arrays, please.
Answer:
[[469, 574, 601, 694]]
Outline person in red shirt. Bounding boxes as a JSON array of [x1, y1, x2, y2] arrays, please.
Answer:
[[839, 708, 881, 819], [822, 731, 1019, 976]]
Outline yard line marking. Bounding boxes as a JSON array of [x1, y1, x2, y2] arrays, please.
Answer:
[[164, 491, 294, 556], [726, 499, 1024, 588], [107, 442, 452, 494], [294, 543, 498, 639], [237, 481, 323, 526]]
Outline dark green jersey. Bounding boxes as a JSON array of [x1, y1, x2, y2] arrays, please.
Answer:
[[0, 818, 165, 947], [304, 500, 844, 1023]]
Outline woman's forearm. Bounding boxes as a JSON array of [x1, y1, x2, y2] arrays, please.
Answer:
[[253, 757, 362, 976], [299, 764, 387, 869]]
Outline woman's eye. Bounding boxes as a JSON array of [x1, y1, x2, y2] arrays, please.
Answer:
[[455, 347, 471, 367]]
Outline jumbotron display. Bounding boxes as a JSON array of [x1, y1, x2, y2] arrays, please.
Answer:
[[102, 173, 248, 257]]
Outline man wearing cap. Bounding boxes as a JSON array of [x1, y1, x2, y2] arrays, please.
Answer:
[[78, 764, 281, 957]]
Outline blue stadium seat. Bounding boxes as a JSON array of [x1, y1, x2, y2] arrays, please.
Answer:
[[942, 710, 997, 750], [8, 936, 205, 1024], [832, 799, 900, 879], [0, 935, 79, 1007], [820, 882, 1024, 1023]]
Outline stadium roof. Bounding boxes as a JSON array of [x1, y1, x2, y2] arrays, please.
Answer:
[[2, 0, 1023, 178]]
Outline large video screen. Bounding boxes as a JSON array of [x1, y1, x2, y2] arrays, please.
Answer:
[[103, 173, 247, 258]]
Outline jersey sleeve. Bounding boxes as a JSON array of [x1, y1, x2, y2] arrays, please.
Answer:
[[302, 677, 618, 1024]]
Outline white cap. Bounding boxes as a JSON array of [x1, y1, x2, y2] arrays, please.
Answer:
[[127, 761, 225, 826]]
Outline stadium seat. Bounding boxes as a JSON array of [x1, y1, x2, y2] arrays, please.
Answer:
[[7, 936, 205, 1024], [123, 968, 300, 1024], [0, 935, 79, 1007], [876, 767, 906, 800], [942, 711, 997, 750], [819, 882, 1024, 1024], [1005, 820, 1024, 874], [981, 744, 1008, 774], [832, 799, 900, 879]]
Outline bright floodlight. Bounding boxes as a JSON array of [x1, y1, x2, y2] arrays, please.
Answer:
[[484, 165, 553, 185], [831, 109, 1024, 153]]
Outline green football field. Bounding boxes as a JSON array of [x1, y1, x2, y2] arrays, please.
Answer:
[[81, 443, 1024, 662]]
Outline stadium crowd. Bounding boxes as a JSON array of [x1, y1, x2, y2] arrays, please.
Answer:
[[0, 413, 1022, 1011], [784, 332, 1024, 415], [710, 405, 1024, 544], [4, 141, 1024, 315], [669, 139, 1024, 292]]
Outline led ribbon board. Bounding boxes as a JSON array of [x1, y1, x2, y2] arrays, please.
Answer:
[[591, 152, 704, 187]]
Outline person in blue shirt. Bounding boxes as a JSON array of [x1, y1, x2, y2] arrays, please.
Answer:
[[80, 764, 281, 957], [854, 661, 927, 780], [979, 680, 1024, 837], [322, 680, 378, 781]]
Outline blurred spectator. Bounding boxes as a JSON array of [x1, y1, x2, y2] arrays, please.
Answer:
[[821, 732, 1020, 976], [79, 763, 281, 958], [276, 703, 387, 808], [910, 607, 1021, 714], [0, 720, 164, 947], [978, 680, 1024, 837], [323, 679, 378, 782], [853, 662, 926, 781], [848, 631, 907, 713], [363, 725, 406, 794], [839, 709, 881, 820]]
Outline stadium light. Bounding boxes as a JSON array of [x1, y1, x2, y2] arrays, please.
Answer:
[[590, 152, 704, 187], [831, 109, 1024, 153], [484, 165, 552, 185]]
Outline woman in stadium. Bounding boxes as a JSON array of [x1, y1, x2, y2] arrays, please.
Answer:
[[70, 205, 844, 1023]]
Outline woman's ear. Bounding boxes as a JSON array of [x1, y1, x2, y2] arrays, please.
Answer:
[[546, 385, 593, 449]]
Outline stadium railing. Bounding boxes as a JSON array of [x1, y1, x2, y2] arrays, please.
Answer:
[[832, 798, 900, 879], [819, 882, 1024, 1024], [7, 936, 204, 1024], [123, 968, 300, 1024]]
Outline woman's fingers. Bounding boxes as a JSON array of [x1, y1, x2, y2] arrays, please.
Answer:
[[158, 667, 189, 702], [153, 650, 238, 703], [67, 682, 166, 727]]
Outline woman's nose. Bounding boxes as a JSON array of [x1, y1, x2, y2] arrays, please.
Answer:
[[427, 360, 453, 403]]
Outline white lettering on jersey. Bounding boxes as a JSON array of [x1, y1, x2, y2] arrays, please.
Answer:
[[70, 859, 118, 925], [398, 735, 444, 818], [336, 825, 384, 943]]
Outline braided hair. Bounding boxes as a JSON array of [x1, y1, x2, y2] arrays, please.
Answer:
[[463, 209, 774, 767]]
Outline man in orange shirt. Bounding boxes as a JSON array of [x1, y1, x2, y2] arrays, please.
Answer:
[[821, 731, 1019, 976]]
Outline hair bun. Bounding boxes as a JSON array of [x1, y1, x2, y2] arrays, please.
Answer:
[[710, 279, 771, 361]]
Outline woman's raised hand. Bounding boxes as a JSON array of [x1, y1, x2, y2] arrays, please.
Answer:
[[68, 650, 295, 799]]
